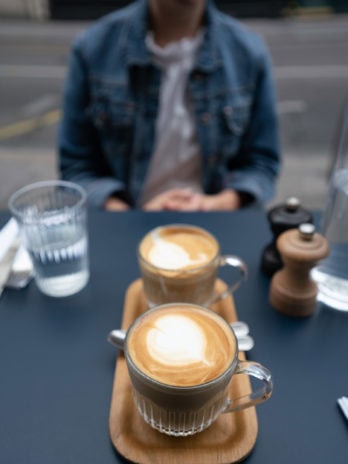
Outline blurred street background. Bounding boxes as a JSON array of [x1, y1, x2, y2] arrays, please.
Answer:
[[0, 0, 348, 210]]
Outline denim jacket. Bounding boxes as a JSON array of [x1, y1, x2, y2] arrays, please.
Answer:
[[59, 0, 281, 208]]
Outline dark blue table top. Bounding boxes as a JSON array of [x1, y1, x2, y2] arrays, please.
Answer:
[[0, 209, 347, 464]]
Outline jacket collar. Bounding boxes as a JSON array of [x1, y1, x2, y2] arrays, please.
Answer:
[[123, 0, 222, 71]]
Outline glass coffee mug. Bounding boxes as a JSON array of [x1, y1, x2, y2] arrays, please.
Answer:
[[120, 303, 273, 437], [138, 224, 247, 306]]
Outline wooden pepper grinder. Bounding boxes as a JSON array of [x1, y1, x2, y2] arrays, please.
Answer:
[[270, 223, 329, 317]]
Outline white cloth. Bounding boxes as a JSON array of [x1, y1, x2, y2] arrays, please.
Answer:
[[0, 218, 32, 274], [139, 31, 204, 206], [0, 218, 19, 262]]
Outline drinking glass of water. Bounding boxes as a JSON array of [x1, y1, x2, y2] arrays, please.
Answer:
[[312, 169, 348, 312], [9, 180, 89, 297]]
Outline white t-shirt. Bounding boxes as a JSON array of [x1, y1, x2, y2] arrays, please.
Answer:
[[138, 31, 204, 206]]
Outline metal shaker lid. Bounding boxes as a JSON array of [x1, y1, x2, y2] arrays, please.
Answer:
[[299, 223, 316, 241]]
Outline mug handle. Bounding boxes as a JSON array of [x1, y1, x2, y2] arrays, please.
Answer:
[[224, 360, 273, 413], [206, 255, 248, 306]]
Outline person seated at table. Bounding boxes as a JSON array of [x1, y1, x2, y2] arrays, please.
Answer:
[[58, 0, 281, 212]]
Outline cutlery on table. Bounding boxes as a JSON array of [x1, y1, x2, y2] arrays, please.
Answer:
[[338, 396, 348, 422], [107, 321, 255, 352]]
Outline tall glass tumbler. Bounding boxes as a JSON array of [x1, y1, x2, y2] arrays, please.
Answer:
[[312, 169, 348, 312], [9, 180, 89, 297]]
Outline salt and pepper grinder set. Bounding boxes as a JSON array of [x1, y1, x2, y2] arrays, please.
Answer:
[[262, 198, 329, 317]]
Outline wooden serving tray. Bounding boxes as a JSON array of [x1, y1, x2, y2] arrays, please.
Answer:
[[109, 279, 258, 464]]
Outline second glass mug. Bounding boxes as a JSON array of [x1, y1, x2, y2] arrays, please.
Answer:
[[137, 224, 247, 307]]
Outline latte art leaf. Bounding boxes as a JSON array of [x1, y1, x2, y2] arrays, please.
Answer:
[[146, 315, 208, 366]]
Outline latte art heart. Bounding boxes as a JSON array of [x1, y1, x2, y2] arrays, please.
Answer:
[[140, 226, 218, 272], [128, 305, 236, 387], [148, 240, 208, 270], [146, 315, 210, 366]]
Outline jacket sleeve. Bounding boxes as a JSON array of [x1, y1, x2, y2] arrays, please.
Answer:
[[58, 39, 126, 208], [223, 42, 281, 205]]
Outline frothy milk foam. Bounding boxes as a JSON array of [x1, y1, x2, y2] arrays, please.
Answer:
[[147, 315, 209, 366], [148, 240, 207, 270], [140, 226, 217, 271], [128, 306, 236, 387]]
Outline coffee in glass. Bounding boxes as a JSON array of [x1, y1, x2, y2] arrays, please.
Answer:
[[124, 303, 273, 437], [138, 224, 247, 306]]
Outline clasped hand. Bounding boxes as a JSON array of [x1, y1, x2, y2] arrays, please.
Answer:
[[104, 188, 241, 212]]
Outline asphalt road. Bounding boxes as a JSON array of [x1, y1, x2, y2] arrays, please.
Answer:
[[1, 14, 348, 210]]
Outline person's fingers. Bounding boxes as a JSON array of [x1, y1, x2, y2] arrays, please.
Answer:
[[143, 200, 162, 211], [164, 193, 201, 211], [200, 197, 214, 211], [143, 190, 173, 210], [104, 198, 130, 211], [163, 198, 183, 210], [181, 193, 202, 211], [143, 189, 198, 211]]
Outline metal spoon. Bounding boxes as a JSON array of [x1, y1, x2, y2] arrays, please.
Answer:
[[107, 321, 254, 352]]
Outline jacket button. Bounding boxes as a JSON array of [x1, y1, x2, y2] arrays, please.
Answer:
[[96, 112, 107, 126], [200, 112, 211, 124], [208, 154, 216, 166], [192, 70, 204, 80]]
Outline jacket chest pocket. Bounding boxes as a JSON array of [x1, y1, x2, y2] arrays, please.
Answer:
[[219, 94, 252, 157], [87, 95, 135, 158]]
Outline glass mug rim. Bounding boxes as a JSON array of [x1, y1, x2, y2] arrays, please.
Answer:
[[137, 223, 221, 274], [124, 302, 239, 391], [8, 180, 87, 220]]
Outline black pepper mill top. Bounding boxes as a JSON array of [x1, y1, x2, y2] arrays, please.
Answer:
[[261, 197, 313, 276]]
